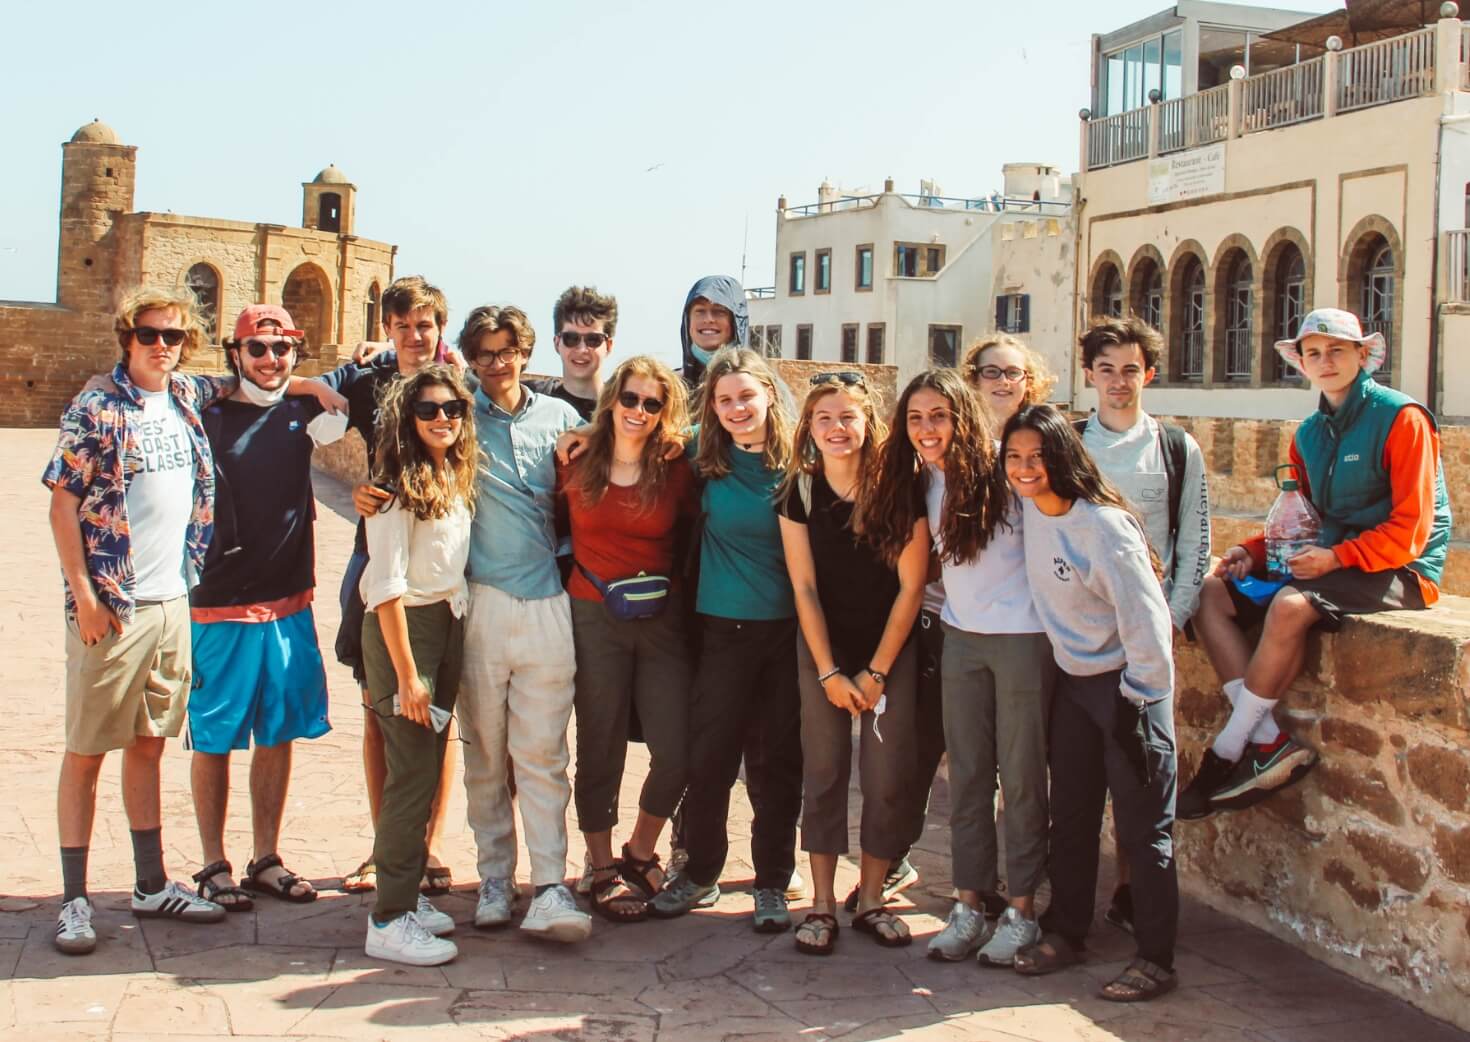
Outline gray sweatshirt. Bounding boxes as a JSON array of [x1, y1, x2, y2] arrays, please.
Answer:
[[1020, 497, 1174, 705], [1080, 413, 1210, 630]]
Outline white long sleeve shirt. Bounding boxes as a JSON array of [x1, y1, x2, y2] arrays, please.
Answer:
[[360, 498, 471, 616]]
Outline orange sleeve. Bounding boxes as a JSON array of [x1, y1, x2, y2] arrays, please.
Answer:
[[1330, 408, 1439, 602], [1240, 443, 1311, 572]]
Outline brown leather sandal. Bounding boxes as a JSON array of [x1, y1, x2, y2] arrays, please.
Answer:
[[1101, 958, 1178, 1002], [617, 843, 664, 900], [852, 906, 912, 947], [590, 867, 648, 923], [1014, 932, 1085, 976], [794, 912, 839, 955]]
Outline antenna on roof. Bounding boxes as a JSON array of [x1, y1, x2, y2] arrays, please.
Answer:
[[740, 213, 749, 286]]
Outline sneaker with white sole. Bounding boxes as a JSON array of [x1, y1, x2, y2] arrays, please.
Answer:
[[752, 888, 791, 933], [976, 906, 1040, 967], [649, 872, 719, 918], [416, 894, 455, 936], [1209, 735, 1319, 812], [365, 911, 458, 966], [927, 901, 991, 961], [785, 867, 806, 900], [131, 880, 225, 923], [474, 877, 515, 929], [574, 853, 595, 896], [520, 884, 591, 943], [55, 896, 96, 955]]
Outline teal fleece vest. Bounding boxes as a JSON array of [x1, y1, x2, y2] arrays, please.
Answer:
[[1294, 369, 1451, 585]]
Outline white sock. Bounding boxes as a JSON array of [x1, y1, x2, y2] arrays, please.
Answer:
[[1211, 686, 1277, 761], [1250, 710, 1282, 746], [1222, 678, 1244, 706]]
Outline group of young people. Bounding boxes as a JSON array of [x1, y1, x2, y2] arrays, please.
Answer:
[[44, 266, 1450, 1004]]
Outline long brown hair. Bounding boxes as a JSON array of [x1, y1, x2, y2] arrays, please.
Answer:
[[779, 379, 888, 530], [572, 355, 689, 512], [373, 364, 481, 520], [865, 369, 1011, 566], [691, 347, 793, 480]]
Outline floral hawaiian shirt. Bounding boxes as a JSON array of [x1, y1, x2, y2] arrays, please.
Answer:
[[42, 363, 228, 624]]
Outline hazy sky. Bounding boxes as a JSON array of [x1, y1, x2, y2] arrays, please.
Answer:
[[1, 0, 1335, 374]]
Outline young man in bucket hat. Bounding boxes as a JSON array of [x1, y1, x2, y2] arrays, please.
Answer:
[[1179, 308, 1452, 819]]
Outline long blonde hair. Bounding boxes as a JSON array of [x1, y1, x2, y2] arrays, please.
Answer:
[[780, 379, 888, 532], [572, 355, 689, 513], [692, 347, 793, 480], [962, 333, 1056, 406], [373, 365, 481, 520]]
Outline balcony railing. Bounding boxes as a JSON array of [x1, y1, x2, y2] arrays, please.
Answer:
[[1443, 230, 1470, 303], [1241, 57, 1325, 131], [782, 193, 1070, 217], [745, 286, 776, 300], [1157, 85, 1230, 154], [1179, 329, 1205, 380], [1337, 27, 1435, 112], [1087, 106, 1151, 169], [1462, 24, 1470, 87]]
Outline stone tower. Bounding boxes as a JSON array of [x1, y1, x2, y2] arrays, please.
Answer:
[[302, 164, 356, 235], [57, 119, 136, 314]]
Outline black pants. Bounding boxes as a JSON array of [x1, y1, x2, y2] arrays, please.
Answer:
[[681, 615, 803, 890], [899, 610, 947, 854], [1040, 669, 1178, 970]]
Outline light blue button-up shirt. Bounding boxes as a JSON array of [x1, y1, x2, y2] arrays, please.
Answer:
[[468, 385, 582, 599]]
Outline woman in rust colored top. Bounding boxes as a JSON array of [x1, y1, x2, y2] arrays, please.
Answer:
[[556, 355, 698, 923]]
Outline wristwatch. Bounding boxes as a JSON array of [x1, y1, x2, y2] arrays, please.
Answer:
[[866, 667, 887, 685]]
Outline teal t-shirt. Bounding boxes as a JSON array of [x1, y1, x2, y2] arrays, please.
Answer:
[[692, 436, 795, 620]]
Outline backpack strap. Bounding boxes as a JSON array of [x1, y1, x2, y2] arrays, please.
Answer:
[[1071, 416, 1090, 436], [576, 560, 609, 595], [1156, 421, 1189, 545]]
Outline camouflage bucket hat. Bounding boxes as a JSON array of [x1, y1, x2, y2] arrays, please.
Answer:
[[1274, 308, 1386, 375]]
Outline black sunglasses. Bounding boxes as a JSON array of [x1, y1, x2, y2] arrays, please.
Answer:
[[411, 399, 469, 421], [244, 339, 296, 358], [810, 371, 865, 388], [559, 332, 608, 349], [128, 326, 188, 347], [617, 390, 665, 414]]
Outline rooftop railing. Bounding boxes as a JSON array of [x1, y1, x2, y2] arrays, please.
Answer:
[[1157, 85, 1230, 154], [1240, 57, 1325, 131], [1443, 230, 1470, 304], [782, 193, 1071, 217], [1336, 27, 1435, 112], [1087, 106, 1151, 169], [745, 286, 776, 300]]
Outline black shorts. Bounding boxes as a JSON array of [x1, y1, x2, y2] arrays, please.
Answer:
[[1225, 565, 1427, 633]]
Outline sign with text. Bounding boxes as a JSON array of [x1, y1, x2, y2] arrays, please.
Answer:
[[1148, 145, 1226, 205]]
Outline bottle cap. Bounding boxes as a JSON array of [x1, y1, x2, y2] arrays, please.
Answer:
[[1281, 478, 1298, 491]]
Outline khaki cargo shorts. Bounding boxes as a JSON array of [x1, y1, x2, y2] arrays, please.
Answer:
[[65, 596, 191, 755]]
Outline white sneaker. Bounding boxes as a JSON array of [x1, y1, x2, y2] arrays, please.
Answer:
[[55, 897, 96, 955], [785, 867, 806, 900], [977, 906, 1041, 967], [365, 911, 458, 966], [520, 884, 592, 943], [415, 894, 455, 936], [574, 854, 595, 896], [131, 880, 225, 923], [474, 877, 515, 929], [927, 901, 991, 961]]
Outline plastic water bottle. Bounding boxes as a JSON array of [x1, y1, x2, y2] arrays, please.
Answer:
[[1265, 465, 1322, 580]]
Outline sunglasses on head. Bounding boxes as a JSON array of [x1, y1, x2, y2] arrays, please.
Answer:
[[810, 371, 865, 388], [243, 339, 296, 358], [128, 326, 188, 347], [559, 332, 608, 349], [617, 390, 665, 414], [411, 398, 469, 421]]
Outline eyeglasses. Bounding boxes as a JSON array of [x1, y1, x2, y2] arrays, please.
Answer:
[[244, 339, 296, 358], [976, 365, 1027, 383], [410, 399, 469, 421], [364, 694, 471, 743], [617, 390, 665, 414], [473, 346, 531, 366], [128, 327, 188, 347], [810, 371, 865, 388], [559, 332, 608, 349]]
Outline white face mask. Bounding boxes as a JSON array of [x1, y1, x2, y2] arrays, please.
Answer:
[[238, 372, 289, 407]]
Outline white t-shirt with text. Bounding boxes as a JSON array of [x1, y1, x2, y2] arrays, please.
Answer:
[[125, 389, 194, 601]]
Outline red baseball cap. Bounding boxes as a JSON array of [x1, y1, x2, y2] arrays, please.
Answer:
[[232, 304, 304, 342]]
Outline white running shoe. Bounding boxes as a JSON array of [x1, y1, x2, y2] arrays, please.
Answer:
[[55, 896, 96, 955], [365, 912, 458, 966], [520, 884, 592, 943], [474, 877, 515, 929], [976, 906, 1041, 967], [785, 867, 806, 900], [415, 894, 455, 936], [131, 880, 225, 923], [574, 853, 595, 896], [926, 901, 991, 961]]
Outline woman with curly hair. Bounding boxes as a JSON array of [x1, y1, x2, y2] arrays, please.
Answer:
[[359, 364, 479, 967], [557, 355, 699, 923], [778, 373, 929, 955]]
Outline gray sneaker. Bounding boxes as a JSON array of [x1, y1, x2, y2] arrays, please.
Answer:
[[976, 906, 1040, 967], [648, 872, 719, 919], [752, 888, 791, 933], [927, 901, 991, 961], [474, 877, 515, 930], [55, 896, 96, 955]]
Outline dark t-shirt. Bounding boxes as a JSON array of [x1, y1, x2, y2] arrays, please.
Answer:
[[191, 397, 324, 608], [779, 472, 900, 671], [525, 377, 597, 423]]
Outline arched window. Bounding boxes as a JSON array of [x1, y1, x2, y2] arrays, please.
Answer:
[[319, 192, 342, 233], [1274, 246, 1306, 382], [185, 263, 220, 342], [1362, 241, 1394, 378], [364, 282, 381, 341], [1179, 258, 1205, 379], [282, 264, 331, 348], [1143, 266, 1163, 332], [1101, 266, 1123, 318], [1223, 254, 1253, 381]]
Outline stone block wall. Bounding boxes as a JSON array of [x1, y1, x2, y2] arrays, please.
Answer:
[[0, 303, 114, 427]]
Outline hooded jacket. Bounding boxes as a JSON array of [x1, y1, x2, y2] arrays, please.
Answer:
[[679, 275, 749, 389]]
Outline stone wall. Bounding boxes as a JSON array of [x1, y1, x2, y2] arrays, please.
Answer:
[[0, 303, 114, 427]]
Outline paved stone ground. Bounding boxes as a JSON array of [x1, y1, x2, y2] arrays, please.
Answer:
[[2, 426, 1464, 1042]]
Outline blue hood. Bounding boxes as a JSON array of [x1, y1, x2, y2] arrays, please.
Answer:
[[679, 275, 749, 388]]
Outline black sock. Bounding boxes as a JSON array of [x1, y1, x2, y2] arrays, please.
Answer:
[[131, 827, 166, 894], [60, 846, 89, 903], [534, 883, 554, 898]]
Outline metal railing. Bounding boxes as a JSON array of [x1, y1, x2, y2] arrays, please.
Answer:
[[783, 192, 1070, 217], [1443, 230, 1470, 303], [1463, 25, 1470, 87], [745, 286, 776, 300], [1156, 85, 1230, 155], [1336, 28, 1435, 112], [1087, 106, 1151, 169], [1240, 57, 1325, 131]]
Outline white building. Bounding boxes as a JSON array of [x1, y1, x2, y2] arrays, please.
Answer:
[[745, 166, 1075, 396]]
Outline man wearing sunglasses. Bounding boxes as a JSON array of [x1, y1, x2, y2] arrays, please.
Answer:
[[185, 305, 348, 913], [525, 286, 617, 422]]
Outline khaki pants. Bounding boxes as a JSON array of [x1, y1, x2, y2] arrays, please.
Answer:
[[458, 583, 577, 887]]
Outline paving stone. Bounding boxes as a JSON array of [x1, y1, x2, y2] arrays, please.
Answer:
[[112, 976, 232, 1035]]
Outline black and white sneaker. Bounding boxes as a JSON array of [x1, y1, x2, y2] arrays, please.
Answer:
[[1209, 735, 1318, 812], [1176, 748, 1237, 821], [131, 880, 226, 923], [842, 856, 920, 913], [55, 896, 96, 955]]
